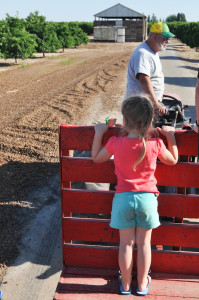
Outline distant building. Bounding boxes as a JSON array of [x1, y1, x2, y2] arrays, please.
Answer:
[[93, 3, 147, 43]]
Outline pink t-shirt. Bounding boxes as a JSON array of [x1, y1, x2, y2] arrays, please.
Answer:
[[105, 136, 166, 195]]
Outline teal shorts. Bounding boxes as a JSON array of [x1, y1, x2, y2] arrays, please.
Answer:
[[110, 192, 160, 229]]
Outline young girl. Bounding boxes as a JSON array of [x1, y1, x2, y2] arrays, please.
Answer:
[[92, 95, 178, 296]]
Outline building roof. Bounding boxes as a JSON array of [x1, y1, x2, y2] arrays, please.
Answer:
[[94, 3, 145, 19]]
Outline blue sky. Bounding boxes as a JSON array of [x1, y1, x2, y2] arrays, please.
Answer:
[[0, 0, 198, 22]]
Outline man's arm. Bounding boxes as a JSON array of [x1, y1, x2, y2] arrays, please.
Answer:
[[137, 73, 167, 114]]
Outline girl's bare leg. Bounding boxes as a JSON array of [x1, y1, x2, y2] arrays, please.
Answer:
[[119, 228, 135, 291], [136, 227, 152, 291]]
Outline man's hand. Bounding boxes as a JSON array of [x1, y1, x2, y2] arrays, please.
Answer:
[[137, 73, 168, 115], [155, 102, 168, 115]]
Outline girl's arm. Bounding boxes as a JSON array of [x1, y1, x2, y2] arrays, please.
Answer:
[[92, 124, 112, 163], [156, 126, 178, 165]]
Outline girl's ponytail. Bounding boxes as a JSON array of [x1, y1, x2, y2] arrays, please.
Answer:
[[133, 137, 146, 171]]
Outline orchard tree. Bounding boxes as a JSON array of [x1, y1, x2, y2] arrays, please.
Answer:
[[78, 22, 93, 35], [39, 22, 61, 56], [55, 22, 74, 51], [0, 20, 8, 58], [0, 15, 37, 63], [26, 11, 46, 37], [25, 11, 47, 53], [68, 22, 89, 48], [26, 12, 61, 56]]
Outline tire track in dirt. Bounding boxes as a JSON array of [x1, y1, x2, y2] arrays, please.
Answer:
[[0, 53, 129, 129], [0, 54, 127, 163]]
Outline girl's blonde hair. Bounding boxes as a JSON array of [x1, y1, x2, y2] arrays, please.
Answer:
[[121, 94, 154, 171]]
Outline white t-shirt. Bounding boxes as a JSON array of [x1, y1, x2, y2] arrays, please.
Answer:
[[125, 41, 164, 100]]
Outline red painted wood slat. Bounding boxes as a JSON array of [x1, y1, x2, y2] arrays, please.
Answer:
[[59, 125, 198, 156], [63, 243, 118, 270], [61, 157, 199, 188], [156, 162, 199, 187], [61, 157, 116, 184], [62, 189, 113, 215], [158, 193, 199, 218], [62, 189, 199, 218], [62, 244, 199, 275], [62, 217, 199, 248], [59, 125, 119, 153]]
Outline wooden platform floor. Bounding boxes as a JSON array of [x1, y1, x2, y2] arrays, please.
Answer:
[[54, 267, 199, 299]]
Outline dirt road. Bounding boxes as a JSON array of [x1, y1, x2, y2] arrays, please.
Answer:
[[0, 39, 198, 299]]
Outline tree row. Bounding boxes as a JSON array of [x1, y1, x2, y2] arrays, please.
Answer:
[[166, 22, 199, 49], [0, 12, 92, 63]]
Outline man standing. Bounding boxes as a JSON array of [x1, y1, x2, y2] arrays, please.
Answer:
[[126, 22, 175, 114]]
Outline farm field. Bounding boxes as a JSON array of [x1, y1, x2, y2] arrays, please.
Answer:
[[0, 39, 198, 284]]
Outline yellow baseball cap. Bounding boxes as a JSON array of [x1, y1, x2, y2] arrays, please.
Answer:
[[150, 22, 175, 38]]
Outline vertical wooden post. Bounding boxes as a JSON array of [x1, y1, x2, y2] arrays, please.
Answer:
[[172, 155, 188, 251], [59, 125, 72, 266]]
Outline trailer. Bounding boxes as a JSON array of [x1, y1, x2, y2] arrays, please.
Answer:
[[54, 124, 199, 299]]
